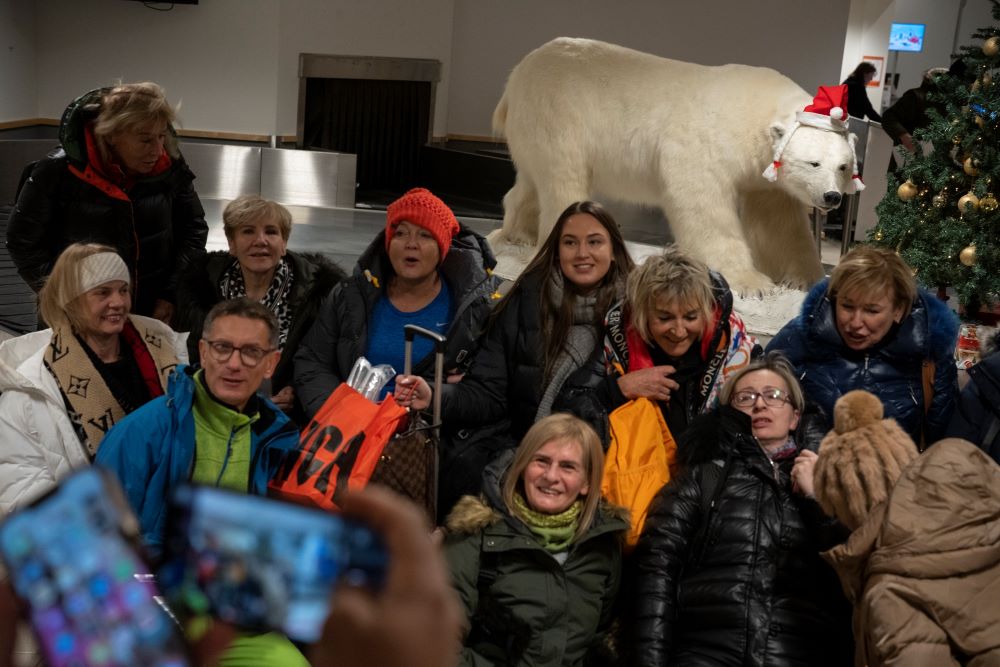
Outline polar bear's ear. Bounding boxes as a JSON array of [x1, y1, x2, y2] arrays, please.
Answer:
[[769, 122, 787, 142]]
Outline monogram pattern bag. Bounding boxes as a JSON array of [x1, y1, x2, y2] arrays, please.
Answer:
[[369, 325, 446, 523]]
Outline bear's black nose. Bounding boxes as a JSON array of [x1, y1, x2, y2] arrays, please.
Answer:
[[823, 191, 842, 207]]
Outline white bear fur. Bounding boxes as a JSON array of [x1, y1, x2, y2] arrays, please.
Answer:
[[491, 37, 858, 293]]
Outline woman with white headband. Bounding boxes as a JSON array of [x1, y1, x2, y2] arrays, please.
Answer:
[[0, 243, 187, 514]]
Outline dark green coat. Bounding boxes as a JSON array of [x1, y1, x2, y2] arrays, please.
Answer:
[[444, 459, 626, 667]]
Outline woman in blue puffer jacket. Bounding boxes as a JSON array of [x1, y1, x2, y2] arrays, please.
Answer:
[[767, 245, 959, 447]]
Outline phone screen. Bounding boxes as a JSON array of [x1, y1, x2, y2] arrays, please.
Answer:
[[160, 486, 387, 644], [0, 469, 189, 667]]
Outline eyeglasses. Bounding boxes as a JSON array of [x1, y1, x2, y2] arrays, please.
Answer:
[[730, 388, 792, 408], [202, 339, 274, 368]]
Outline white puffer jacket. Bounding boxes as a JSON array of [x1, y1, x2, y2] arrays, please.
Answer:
[[0, 316, 187, 514]]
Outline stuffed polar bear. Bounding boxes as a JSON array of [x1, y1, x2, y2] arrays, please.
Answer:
[[491, 37, 862, 293]]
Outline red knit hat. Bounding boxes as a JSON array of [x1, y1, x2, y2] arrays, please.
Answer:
[[385, 188, 460, 259]]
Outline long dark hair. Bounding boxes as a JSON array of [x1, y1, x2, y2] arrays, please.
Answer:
[[496, 201, 633, 380], [848, 62, 877, 80]]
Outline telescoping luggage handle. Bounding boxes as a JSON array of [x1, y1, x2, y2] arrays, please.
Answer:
[[403, 324, 446, 435]]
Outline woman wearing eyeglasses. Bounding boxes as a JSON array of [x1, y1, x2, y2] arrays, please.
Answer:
[[0, 244, 186, 514], [630, 352, 853, 667]]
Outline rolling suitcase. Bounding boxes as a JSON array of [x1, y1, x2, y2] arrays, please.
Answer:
[[368, 324, 445, 524]]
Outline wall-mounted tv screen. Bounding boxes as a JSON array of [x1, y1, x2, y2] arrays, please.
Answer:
[[888, 23, 926, 52]]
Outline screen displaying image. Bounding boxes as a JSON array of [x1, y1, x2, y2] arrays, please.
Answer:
[[160, 486, 386, 644], [0, 470, 188, 667], [889, 23, 926, 52]]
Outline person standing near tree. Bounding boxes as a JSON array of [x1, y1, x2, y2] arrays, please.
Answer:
[[842, 62, 882, 122]]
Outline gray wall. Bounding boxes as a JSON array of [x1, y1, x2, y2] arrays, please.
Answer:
[[6, 0, 860, 139], [891, 0, 996, 94], [447, 0, 852, 136]]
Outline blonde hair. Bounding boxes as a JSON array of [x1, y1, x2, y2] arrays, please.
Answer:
[[719, 351, 805, 413], [502, 413, 605, 542], [627, 245, 715, 345], [39, 243, 128, 332], [828, 245, 917, 319], [223, 195, 293, 241], [92, 82, 178, 165]]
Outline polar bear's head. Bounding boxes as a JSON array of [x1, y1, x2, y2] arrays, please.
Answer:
[[768, 122, 857, 212]]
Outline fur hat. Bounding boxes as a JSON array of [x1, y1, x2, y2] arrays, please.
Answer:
[[385, 188, 460, 260], [813, 390, 919, 530]]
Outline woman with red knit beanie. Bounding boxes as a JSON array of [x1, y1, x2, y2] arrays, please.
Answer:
[[396, 201, 635, 518], [294, 188, 500, 416]]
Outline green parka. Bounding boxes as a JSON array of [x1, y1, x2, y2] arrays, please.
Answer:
[[444, 455, 627, 667]]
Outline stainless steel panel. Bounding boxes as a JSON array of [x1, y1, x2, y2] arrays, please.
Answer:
[[260, 148, 357, 209], [0, 140, 61, 205], [179, 142, 261, 201], [299, 53, 441, 82]]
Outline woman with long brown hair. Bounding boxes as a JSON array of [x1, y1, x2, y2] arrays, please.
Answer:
[[397, 200, 634, 513]]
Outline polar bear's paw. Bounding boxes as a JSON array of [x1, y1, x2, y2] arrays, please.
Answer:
[[724, 267, 778, 298]]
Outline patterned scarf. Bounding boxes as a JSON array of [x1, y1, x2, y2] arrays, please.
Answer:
[[220, 257, 294, 349], [44, 317, 178, 456], [512, 492, 583, 553]]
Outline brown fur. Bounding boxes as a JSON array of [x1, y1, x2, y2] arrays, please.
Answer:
[[445, 495, 503, 535], [815, 391, 919, 530], [832, 390, 884, 434]]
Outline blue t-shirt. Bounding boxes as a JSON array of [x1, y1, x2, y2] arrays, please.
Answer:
[[366, 282, 452, 397]]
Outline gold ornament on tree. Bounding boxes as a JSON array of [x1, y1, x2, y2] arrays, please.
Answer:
[[984, 36, 1000, 57], [897, 180, 918, 200], [953, 135, 964, 145], [964, 157, 979, 176], [959, 192, 980, 213], [976, 116, 986, 128], [874, 230, 884, 241], [981, 193, 998, 212], [960, 244, 977, 267]]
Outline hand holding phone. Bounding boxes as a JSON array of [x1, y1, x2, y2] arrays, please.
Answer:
[[0, 468, 189, 667], [310, 486, 463, 667], [159, 486, 387, 644]]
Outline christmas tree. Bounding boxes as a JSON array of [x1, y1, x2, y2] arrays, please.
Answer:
[[872, 0, 1000, 315]]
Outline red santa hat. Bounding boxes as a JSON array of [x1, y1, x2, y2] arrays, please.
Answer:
[[762, 85, 865, 192]]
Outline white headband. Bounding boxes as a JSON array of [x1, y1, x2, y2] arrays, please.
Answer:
[[76, 252, 131, 298]]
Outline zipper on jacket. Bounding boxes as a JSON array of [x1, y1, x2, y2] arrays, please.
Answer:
[[864, 353, 870, 372], [214, 427, 238, 487], [752, 436, 782, 483]]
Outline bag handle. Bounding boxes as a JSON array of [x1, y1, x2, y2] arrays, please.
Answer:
[[404, 324, 447, 429], [404, 324, 447, 517]]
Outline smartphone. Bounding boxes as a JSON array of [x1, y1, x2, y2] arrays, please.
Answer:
[[0, 468, 189, 667], [158, 486, 387, 644]]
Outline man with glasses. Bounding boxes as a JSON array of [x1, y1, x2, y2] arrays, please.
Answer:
[[96, 297, 299, 556]]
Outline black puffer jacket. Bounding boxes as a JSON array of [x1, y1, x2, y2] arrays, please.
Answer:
[[630, 406, 853, 667], [293, 225, 500, 419], [946, 348, 1000, 465], [7, 88, 207, 315], [172, 250, 346, 392], [441, 271, 617, 445]]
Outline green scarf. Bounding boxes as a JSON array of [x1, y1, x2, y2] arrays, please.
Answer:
[[512, 492, 582, 553]]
